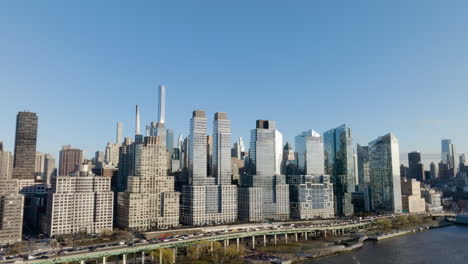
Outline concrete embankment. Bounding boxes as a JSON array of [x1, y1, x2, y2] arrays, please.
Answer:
[[310, 236, 368, 259], [368, 223, 452, 241]]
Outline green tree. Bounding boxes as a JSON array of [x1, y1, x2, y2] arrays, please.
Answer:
[[392, 216, 410, 229], [376, 218, 392, 231], [407, 215, 422, 226], [151, 248, 174, 264]]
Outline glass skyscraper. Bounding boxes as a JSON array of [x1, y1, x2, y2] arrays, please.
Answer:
[[239, 120, 289, 222], [289, 130, 334, 219], [369, 133, 402, 214], [323, 124, 355, 217], [295, 130, 325, 176]]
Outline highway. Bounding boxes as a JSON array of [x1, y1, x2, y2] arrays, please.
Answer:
[[6, 220, 374, 264], [2, 213, 453, 264]]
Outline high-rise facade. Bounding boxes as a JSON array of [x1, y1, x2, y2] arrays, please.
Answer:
[[59, 145, 83, 176], [105, 142, 120, 167], [43, 154, 56, 185], [356, 144, 370, 188], [408, 151, 425, 181], [158, 85, 166, 124], [288, 175, 334, 219], [429, 162, 437, 180], [44, 165, 113, 236], [166, 129, 174, 155], [116, 122, 123, 144], [295, 130, 324, 176], [0, 180, 24, 244], [117, 136, 179, 230], [231, 137, 245, 160], [117, 137, 135, 192], [368, 133, 402, 214], [288, 130, 334, 219], [441, 139, 456, 177], [95, 151, 105, 163], [12, 111, 38, 180], [323, 124, 355, 216], [181, 111, 237, 226], [239, 120, 289, 222], [0, 149, 13, 180], [149, 85, 167, 146], [35, 152, 45, 181], [400, 178, 426, 213], [212, 112, 232, 185], [441, 139, 455, 166]]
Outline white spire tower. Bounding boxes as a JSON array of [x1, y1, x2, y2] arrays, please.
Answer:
[[158, 85, 166, 124], [135, 105, 141, 135]]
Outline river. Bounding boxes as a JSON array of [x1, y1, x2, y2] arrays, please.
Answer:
[[310, 225, 468, 264]]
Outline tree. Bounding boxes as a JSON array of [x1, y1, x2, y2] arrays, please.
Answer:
[[392, 216, 410, 229], [376, 218, 392, 231], [407, 215, 422, 226], [149, 248, 174, 264], [100, 228, 113, 237]]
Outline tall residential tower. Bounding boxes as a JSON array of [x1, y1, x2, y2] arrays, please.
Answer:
[[181, 111, 237, 226]]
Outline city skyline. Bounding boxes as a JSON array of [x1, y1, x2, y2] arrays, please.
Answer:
[[2, 1, 468, 158], [0, 104, 465, 162]]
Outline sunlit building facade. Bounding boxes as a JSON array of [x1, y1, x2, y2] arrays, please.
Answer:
[[369, 133, 402, 214]]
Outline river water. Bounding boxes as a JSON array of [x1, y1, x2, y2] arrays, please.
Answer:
[[310, 225, 468, 264]]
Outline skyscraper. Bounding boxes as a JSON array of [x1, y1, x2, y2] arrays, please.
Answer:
[[135, 105, 141, 136], [181, 111, 237, 226], [150, 85, 167, 145], [429, 162, 437, 180], [105, 142, 120, 167], [116, 122, 123, 144], [441, 139, 456, 173], [408, 151, 425, 181], [238, 120, 289, 222], [368, 133, 402, 214], [323, 124, 355, 216], [59, 145, 83, 176], [117, 137, 135, 192], [231, 137, 245, 160], [356, 144, 370, 187], [135, 105, 143, 143], [187, 110, 211, 185], [116, 136, 179, 230], [212, 112, 232, 185], [35, 152, 45, 181], [295, 130, 324, 176], [12, 111, 38, 180], [95, 151, 105, 163], [0, 149, 13, 180], [166, 129, 174, 155], [288, 130, 334, 219], [0, 180, 24, 244], [43, 154, 56, 185], [158, 85, 166, 124]]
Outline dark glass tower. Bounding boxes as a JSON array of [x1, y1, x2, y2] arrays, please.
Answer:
[[12, 111, 38, 180], [324, 124, 355, 217], [408, 151, 425, 181]]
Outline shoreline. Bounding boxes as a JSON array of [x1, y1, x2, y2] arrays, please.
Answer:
[[254, 222, 453, 263]]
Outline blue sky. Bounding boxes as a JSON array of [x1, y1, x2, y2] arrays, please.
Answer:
[[1, 1, 468, 160]]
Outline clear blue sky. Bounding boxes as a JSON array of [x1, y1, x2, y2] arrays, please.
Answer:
[[1, 1, 468, 160]]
